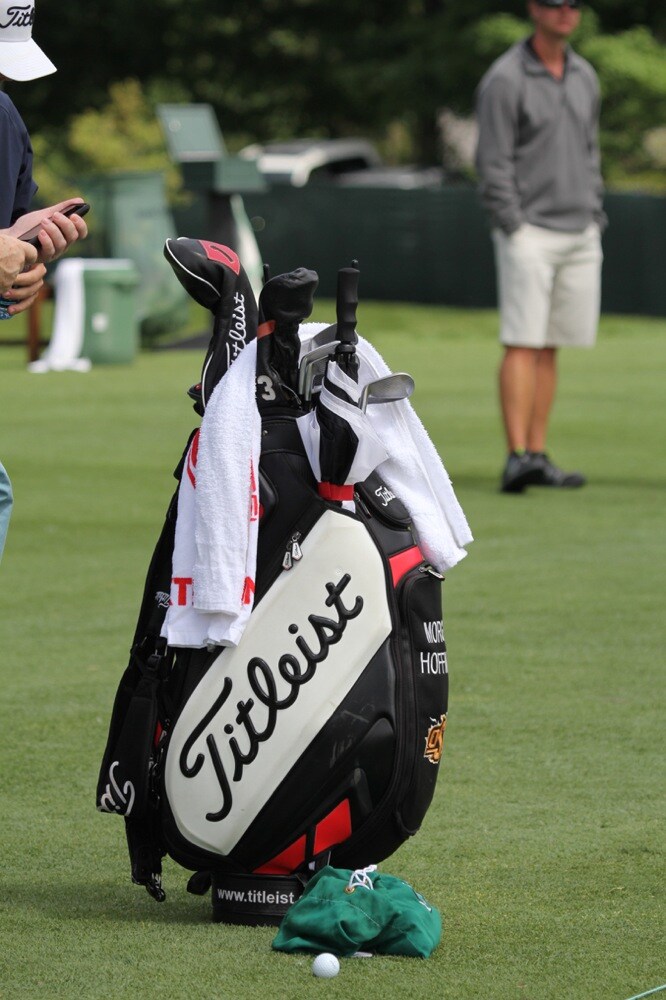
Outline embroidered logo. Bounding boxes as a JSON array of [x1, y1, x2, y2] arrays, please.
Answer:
[[424, 714, 447, 765], [98, 761, 136, 815], [155, 590, 170, 609], [374, 485, 396, 508], [199, 241, 240, 274], [0, 6, 35, 30]]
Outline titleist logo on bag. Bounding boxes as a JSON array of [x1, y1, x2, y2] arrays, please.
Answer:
[[165, 512, 393, 856]]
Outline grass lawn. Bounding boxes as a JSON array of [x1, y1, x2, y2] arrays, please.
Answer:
[[0, 302, 663, 1000]]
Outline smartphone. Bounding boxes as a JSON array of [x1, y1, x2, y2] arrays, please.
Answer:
[[18, 201, 91, 248]]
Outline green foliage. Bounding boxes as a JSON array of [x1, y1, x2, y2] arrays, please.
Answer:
[[580, 26, 666, 191], [31, 80, 183, 207], [66, 80, 170, 174], [443, 13, 529, 113]]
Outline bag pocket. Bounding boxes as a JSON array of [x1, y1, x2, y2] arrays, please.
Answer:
[[394, 566, 448, 836]]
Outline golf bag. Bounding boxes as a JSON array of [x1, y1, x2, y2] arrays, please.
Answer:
[[97, 241, 450, 924]]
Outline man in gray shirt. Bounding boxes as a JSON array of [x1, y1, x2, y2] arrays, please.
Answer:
[[475, 0, 604, 493]]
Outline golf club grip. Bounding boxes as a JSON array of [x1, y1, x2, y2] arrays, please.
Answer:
[[335, 267, 359, 346]]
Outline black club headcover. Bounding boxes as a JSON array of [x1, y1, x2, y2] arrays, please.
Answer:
[[256, 268, 319, 406], [163, 238, 259, 412]]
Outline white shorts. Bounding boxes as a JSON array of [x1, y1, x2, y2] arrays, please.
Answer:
[[492, 222, 603, 348]]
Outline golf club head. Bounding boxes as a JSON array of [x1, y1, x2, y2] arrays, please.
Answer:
[[304, 358, 331, 401], [298, 341, 340, 398], [360, 373, 415, 411]]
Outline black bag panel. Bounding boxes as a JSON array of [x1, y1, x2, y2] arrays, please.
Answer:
[[227, 638, 398, 873], [97, 663, 161, 817], [355, 473, 412, 529], [254, 415, 324, 598], [161, 646, 210, 724], [323, 567, 448, 866], [394, 568, 448, 835], [96, 659, 143, 810], [96, 432, 195, 816], [353, 478, 416, 574]]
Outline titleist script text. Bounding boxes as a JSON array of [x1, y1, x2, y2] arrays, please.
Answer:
[[226, 291, 248, 367], [0, 6, 34, 28], [178, 574, 363, 822]]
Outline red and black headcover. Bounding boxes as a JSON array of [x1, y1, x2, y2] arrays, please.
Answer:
[[164, 238, 258, 412]]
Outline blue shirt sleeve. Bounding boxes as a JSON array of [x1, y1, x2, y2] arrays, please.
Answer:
[[0, 93, 37, 227]]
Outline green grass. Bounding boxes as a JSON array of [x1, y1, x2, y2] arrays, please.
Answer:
[[0, 304, 664, 1000]]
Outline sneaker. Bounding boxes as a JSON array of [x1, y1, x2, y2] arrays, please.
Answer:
[[528, 452, 586, 488], [500, 450, 543, 493]]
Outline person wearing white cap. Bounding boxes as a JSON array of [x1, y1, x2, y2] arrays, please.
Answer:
[[0, 0, 88, 311], [0, 0, 87, 565], [0, 0, 56, 81]]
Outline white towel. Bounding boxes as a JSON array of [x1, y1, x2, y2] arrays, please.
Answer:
[[296, 363, 389, 484], [356, 336, 473, 571], [161, 340, 261, 648], [27, 258, 91, 373], [298, 325, 473, 572]]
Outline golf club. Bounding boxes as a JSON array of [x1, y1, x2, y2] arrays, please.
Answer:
[[359, 373, 415, 412], [303, 357, 329, 401], [298, 341, 340, 399]]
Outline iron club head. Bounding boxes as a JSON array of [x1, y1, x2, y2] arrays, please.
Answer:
[[359, 373, 415, 412], [298, 341, 340, 398]]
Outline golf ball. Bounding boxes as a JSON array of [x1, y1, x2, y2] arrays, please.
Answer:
[[312, 953, 340, 978]]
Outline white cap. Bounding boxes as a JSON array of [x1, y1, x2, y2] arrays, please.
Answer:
[[0, 1, 55, 81]]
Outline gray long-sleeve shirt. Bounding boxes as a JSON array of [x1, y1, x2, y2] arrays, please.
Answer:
[[475, 38, 605, 235]]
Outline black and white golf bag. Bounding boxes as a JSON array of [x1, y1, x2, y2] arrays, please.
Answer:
[[97, 241, 453, 925]]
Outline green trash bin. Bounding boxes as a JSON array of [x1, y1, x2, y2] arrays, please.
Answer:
[[81, 260, 140, 364]]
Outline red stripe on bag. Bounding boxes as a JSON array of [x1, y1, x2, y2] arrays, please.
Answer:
[[318, 482, 354, 501], [254, 800, 352, 875], [389, 545, 423, 587], [313, 799, 352, 855], [254, 835, 306, 875]]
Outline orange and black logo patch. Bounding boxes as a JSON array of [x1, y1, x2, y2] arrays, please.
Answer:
[[424, 714, 447, 764]]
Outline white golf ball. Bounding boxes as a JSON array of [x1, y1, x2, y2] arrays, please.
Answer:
[[312, 952, 340, 978]]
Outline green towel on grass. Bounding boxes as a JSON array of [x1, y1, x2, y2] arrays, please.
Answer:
[[272, 865, 441, 958]]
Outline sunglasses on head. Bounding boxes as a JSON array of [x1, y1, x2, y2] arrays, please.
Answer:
[[536, 0, 582, 8]]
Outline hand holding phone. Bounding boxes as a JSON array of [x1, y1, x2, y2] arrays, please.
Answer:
[[17, 201, 90, 248]]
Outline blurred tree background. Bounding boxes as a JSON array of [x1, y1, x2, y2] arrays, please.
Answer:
[[7, 0, 666, 197]]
